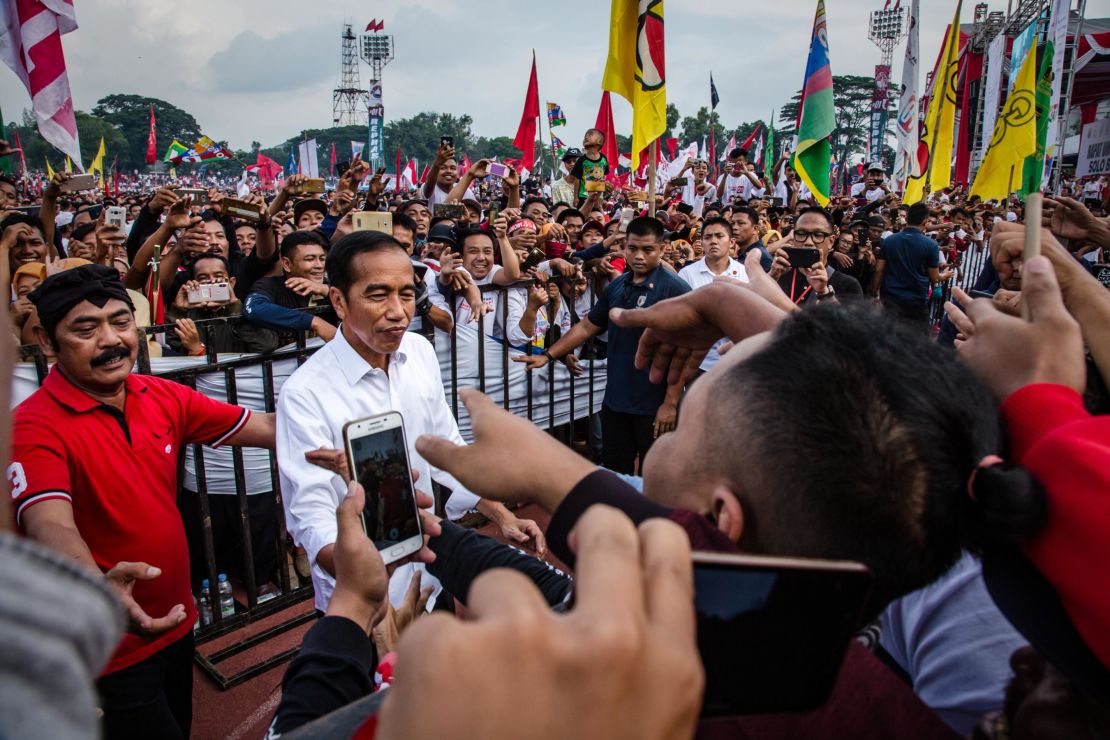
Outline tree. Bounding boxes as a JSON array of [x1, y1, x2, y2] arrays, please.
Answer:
[[663, 103, 680, 139], [471, 136, 523, 161], [678, 107, 726, 150], [92, 94, 203, 169], [777, 75, 892, 170], [383, 112, 473, 165], [75, 112, 130, 170]]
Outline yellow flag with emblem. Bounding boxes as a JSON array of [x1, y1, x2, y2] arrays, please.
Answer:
[[45, 159, 55, 179], [904, 0, 962, 203], [88, 137, 106, 185], [602, 0, 666, 171], [970, 37, 1038, 201]]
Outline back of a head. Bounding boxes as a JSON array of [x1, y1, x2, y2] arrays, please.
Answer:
[[906, 202, 929, 226], [703, 305, 1044, 617]]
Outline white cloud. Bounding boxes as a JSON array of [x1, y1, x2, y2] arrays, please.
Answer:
[[3, 0, 1109, 152]]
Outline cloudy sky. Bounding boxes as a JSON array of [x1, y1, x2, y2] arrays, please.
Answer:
[[4, 0, 1109, 150]]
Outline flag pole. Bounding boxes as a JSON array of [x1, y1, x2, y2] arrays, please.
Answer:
[[1022, 192, 1042, 320], [531, 50, 549, 181], [648, 139, 659, 217]]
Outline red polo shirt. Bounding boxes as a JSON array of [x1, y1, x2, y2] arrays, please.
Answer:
[[9, 367, 250, 674]]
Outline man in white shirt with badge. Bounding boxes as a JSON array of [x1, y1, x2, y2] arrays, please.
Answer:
[[678, 216, 748, 374], [717, 147, 762, 204], [276, 231, 543, 612]]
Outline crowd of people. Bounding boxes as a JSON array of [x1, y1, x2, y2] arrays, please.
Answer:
[[2, 125, 1110, 740]]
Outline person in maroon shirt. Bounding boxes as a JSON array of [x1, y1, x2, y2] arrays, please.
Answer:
[[9, 265, 276, 740]]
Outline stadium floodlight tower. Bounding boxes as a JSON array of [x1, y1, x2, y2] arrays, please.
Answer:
[[333, 24, 369, 127], [360, 24, 394, 170], [866, 3, 909, 165]]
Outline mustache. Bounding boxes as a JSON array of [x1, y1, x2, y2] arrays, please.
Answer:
[[91, 346, 131, 367]]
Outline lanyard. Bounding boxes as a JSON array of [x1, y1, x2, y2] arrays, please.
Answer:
[[789, 272, 812, 305]]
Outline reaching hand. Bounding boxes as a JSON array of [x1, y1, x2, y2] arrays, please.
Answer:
[[285, 277, 328, 297], [498, 516, 547, 557], [105, 562, 187, 636], [1042, 196, 1107, 244], [952, 255, 1086, 400], [372, 570, 434, 656], [416, 389, 595, 512], [377, 505, 703, 740], [174, 318, 203, 354]]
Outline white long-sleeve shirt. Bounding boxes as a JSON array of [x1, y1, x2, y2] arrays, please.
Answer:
[[276, 327, 480, 611]]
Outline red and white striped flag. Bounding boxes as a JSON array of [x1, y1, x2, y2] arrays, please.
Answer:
[[0, 0, 82, 169]]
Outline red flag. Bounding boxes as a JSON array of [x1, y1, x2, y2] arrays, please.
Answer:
[[249, 153, 283, 189], [330, 142, 337, 177], [418, 163, 429, 184], [665, 138, 678, 160], [595, 91, 619, 167], [145, 104, 157, 164], [112, 156, 119, 197], [512, 52, 540, 170], [12, 128, 26, 175], [739, 124, 760, 154], [395, 146, 402, 187]]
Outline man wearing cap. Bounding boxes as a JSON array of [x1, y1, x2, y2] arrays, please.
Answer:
[[9, 264, 276, 738], [294, 198, 327, 231], [851, 162, 891, 203], [551, 149, 583, 206]]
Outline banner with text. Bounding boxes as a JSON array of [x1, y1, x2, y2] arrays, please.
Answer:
[[1077, 119, 1110, 178], [869, 64, 892, 164], [368, 80, 384, 169]]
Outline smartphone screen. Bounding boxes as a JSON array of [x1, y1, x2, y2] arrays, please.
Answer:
[[783, 247, 821, 269], [488, 162, 509, 178], [344, 414, 422, 562], [694, 554, 871, 716]]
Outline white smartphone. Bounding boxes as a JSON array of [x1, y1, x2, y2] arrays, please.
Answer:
[[187, 282, 231, 304], [105, 206, 127, 229], [487, 162, 509, 178], [60, 173, 97, 192], [351, 211, 393, 233], [342, 412, 423, 565]]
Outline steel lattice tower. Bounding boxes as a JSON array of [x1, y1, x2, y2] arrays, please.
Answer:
[[333, 24, 369, 127]]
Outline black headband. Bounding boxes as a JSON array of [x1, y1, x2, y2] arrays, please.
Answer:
[[28, 264, 135, 331]]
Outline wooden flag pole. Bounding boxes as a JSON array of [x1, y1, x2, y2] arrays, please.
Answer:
[[648, 139, 659, 217], [1021, 192, 1043, 321]]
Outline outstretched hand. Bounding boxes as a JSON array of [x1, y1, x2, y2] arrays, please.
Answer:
[[105, 562, 187, 636]]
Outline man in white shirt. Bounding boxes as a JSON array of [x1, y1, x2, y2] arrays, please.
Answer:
[[678, 216, 748, 373], [277, 231, 542, 611], [423, 141, 476, 208], [717, 147, 762, 204], [851, 162, 891, 203], [675, 159, 717, 216]]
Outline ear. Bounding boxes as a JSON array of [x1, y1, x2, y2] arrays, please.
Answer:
[[32, 321, 55, 355], [329, 285, 347, 321], [280, 256, 292, 274], [710, 485, 744, 543], [227, 276, 237, 291]]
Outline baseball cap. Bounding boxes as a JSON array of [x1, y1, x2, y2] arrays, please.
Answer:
[[866, 161, 885, 173], [426, 223, 458, 248], [293, 198, 327, 223], [563, 148, 583, 161]]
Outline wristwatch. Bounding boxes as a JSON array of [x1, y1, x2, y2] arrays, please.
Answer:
[[815, 286, 836, 300]]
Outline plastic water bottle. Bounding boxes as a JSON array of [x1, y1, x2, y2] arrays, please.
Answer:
[[217, 573, 235, 619], [199, 579, 213, 627]]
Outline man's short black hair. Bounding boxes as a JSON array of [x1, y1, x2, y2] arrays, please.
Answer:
[[0, 173, 18, 192], [189, 253, 231, 279], [556, 208, 585, 225], [392, 212, 418, 235], [522, 196, 549, 211], [626, 216, 664, 242], [70, 222, 96, 242], [325, 230, 407, 296], [1, 212, 44, 237], [907, 201, 930, 226], [949, 207, 971, 220], [701, 305, 1044, 618], [730, 206, 759, 225], [701, 215, 737, 236], [397, 199, 428, 216], [280, 230, 327, 260], [796, 206, 835, 230], [729, 147, 749, 160], [456, 227, 496, 253]]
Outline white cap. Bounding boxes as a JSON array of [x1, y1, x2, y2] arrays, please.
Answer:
[[1006, 211, 1018, 222], [54, 211, 74, 228]]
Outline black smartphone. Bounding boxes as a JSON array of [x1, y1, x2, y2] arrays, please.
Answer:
[[693, 552, 872, 717], [521, 246, 547, 272], [969, 289, 995, 300], [772, 197, 784, 208], [782, 246, 821, 269], [336, 160, 351, 177], [342, 412, 423, 565], [670, 177, 689, 187], [440, 135, 454, 149]]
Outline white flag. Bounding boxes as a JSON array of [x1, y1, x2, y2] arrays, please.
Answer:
[[893, 0, 921, 191], [297, 138, 320, 178]]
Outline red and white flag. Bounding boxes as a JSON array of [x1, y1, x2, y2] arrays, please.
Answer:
[[0, 0, 82, 169]]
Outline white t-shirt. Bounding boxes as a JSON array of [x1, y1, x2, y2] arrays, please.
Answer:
[[678, 256, 748, 371], [426, 182, 476, 209], [681, 181, 718, 216], [775, 172, 812, 203], [1082, 180, 1102, 198], [722, 172, 758, 203], [851, 182, 886, 202]]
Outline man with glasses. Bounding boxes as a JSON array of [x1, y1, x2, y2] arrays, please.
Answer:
[[768, 207, 862, 306]]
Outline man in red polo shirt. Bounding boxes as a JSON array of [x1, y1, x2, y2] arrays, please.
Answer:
[[8, 265, 276, 740]]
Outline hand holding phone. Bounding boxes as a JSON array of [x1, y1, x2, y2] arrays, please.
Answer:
[[782, 246, 821, 269], [488, 162, 509, 178], [343, 413, 423, 565]]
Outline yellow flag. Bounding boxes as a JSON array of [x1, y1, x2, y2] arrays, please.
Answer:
[[970, 36, 1039, 201], [904, 0, 961, 203], [64, 156, 72, 173], [88, 137, 107, 184], [602, 0, 666, 171], [45, 159, 56, 179]]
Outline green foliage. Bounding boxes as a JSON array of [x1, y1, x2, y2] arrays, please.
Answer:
[[471, 136, 522, 161], [75, 112, 129, 168], [678, 107, 726, 150], [777, 74, 891, 164], [91, 94, 203, 169], [383, 112, 473, 165]]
